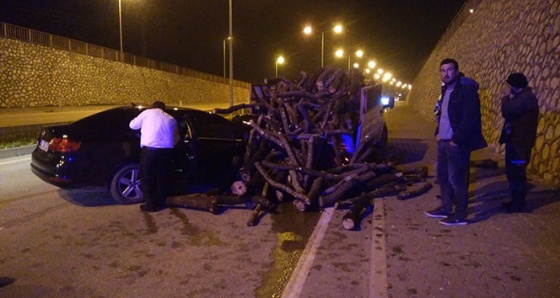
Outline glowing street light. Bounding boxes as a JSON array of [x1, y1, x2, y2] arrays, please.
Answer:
[[303, 23, 343, 68], [368, 60, 376, 69], [275, 56, 285, 77], [382, 72, 393, 82], [335, 48, 363, 69]]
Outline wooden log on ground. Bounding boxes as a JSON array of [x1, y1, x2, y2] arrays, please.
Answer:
[[166, 194, 219, 214], [342, 193, 374, 230], [319, 171, 376, 207], [397, 181, 433, 200]]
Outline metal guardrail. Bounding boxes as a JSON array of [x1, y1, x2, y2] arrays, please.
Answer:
[[0, 22, 250, 88]]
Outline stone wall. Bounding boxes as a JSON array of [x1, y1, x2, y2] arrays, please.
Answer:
[[0, 38, 250, 108], [407, 0, 560, 187]]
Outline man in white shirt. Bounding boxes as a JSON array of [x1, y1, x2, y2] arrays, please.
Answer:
[[129, 101, 179, 212]]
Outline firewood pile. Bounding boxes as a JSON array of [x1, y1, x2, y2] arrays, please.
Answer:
[[167, 67, 432, 230]]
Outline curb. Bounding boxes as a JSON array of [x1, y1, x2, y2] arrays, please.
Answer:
[[0, 145, 35, 159]]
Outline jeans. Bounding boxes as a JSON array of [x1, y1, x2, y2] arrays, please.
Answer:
[[436, 140, 471, 219], [140, 147, 174, 208], [505, 144, 531, 207]]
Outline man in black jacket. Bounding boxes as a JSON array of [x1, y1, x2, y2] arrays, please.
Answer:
[[499, 73, 539, 213], [425, 58, 487, 226]]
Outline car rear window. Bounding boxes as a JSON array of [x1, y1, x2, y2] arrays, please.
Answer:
[[74, 108, 141, 132], [186, 110, 236, 139]]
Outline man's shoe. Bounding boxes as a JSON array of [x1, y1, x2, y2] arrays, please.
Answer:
[[502, 201, 526, 213], [504, 205, 528, 214], [500, 201, 513, 210], [140, 204, 164, 212], [439, 216, 468, 226], [425, 208, 453, 218]]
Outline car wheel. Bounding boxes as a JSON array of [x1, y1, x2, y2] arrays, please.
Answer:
[[109, 163, 144, 204]]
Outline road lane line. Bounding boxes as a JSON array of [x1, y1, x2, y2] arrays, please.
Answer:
[[370, 198, 388, 298], [0, 155, 31, 166], [281, 206, 334, 298]]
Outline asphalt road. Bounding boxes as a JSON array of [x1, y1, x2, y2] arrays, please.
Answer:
[[0, 102, 387, 297], [0, 151, 383, 297]]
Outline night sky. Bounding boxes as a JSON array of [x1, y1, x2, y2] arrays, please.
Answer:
[[0, 0, 466, 84]]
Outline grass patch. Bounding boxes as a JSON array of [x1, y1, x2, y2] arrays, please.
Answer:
[[0, 135, 37, 150]]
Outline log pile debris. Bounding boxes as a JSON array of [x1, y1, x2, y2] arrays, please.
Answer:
[[167, 67, 433, 230]]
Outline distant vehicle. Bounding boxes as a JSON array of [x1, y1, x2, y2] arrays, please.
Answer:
[[31, 105, 249, 204]]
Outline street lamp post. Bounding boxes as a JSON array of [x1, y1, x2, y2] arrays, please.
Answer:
[[223, 37, 231, 78], [275, 56, 285, 77], [304, 24, 342, 68], [336, 48, 363, 70], [118, 0, 123, 61], [228, 0, 233, 107]]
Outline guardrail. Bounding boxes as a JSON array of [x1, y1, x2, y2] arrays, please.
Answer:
[[0, 22, 250, 88]]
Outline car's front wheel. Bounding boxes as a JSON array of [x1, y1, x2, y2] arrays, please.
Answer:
[[109, 163, 144, 204]]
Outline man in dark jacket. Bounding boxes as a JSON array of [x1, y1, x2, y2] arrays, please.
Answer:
[[499, 73, 539, 213], [425, 58, 487, 226]]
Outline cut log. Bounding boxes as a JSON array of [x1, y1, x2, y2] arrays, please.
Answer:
[[397, 181, 433, 200]]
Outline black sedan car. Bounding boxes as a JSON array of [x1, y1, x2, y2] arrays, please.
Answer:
[[31, 105, 249, 204]]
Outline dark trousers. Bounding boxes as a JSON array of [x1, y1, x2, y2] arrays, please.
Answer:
[[436, 140, 471, 219], [505, 144, 531, 208], [139, 147, 173, 208]]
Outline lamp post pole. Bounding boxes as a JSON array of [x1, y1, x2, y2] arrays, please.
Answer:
[[321, 31, 325, 68], [228, 0, 234, 107], [118, 0, 123, 61], [223, 38, 227, 78]]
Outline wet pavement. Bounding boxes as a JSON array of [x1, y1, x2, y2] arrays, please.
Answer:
[[287, 102, 560, 297], [376, 103, 560, 297]]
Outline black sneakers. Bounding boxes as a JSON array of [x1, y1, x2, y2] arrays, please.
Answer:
[[424, 208, 453, 218], [439, 216, 468, 226], [501, 201, 527, 213]]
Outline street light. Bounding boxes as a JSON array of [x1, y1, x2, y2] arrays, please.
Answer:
[[303, 24, 343, 68], [275, 56, 285, 77], [335, 48, 363, 69]]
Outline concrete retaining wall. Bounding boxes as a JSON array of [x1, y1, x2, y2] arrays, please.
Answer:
[[0, 37, 250, 108], [407, 0, 560, 187]]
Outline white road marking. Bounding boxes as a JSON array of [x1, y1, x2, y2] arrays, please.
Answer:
[[281, 206, 334, 298], [370, 198, 389, 298], [0, 155, 31, 166]]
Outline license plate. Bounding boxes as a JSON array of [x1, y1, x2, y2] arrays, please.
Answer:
[[39, 139, 49, 152]]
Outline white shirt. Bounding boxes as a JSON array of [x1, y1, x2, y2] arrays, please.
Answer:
[[438, 85, 454, 140], [129, 108, 179, 148]]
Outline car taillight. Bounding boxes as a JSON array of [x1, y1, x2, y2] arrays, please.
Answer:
[[49, 137, 81, 152]]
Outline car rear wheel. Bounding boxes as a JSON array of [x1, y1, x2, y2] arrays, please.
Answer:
[[109, 163, 144, 204]]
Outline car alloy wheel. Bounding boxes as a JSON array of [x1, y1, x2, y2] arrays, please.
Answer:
[[109, 163, 144, 204]]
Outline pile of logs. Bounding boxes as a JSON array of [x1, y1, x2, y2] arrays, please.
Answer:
[[167, 67, 432, 230]]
